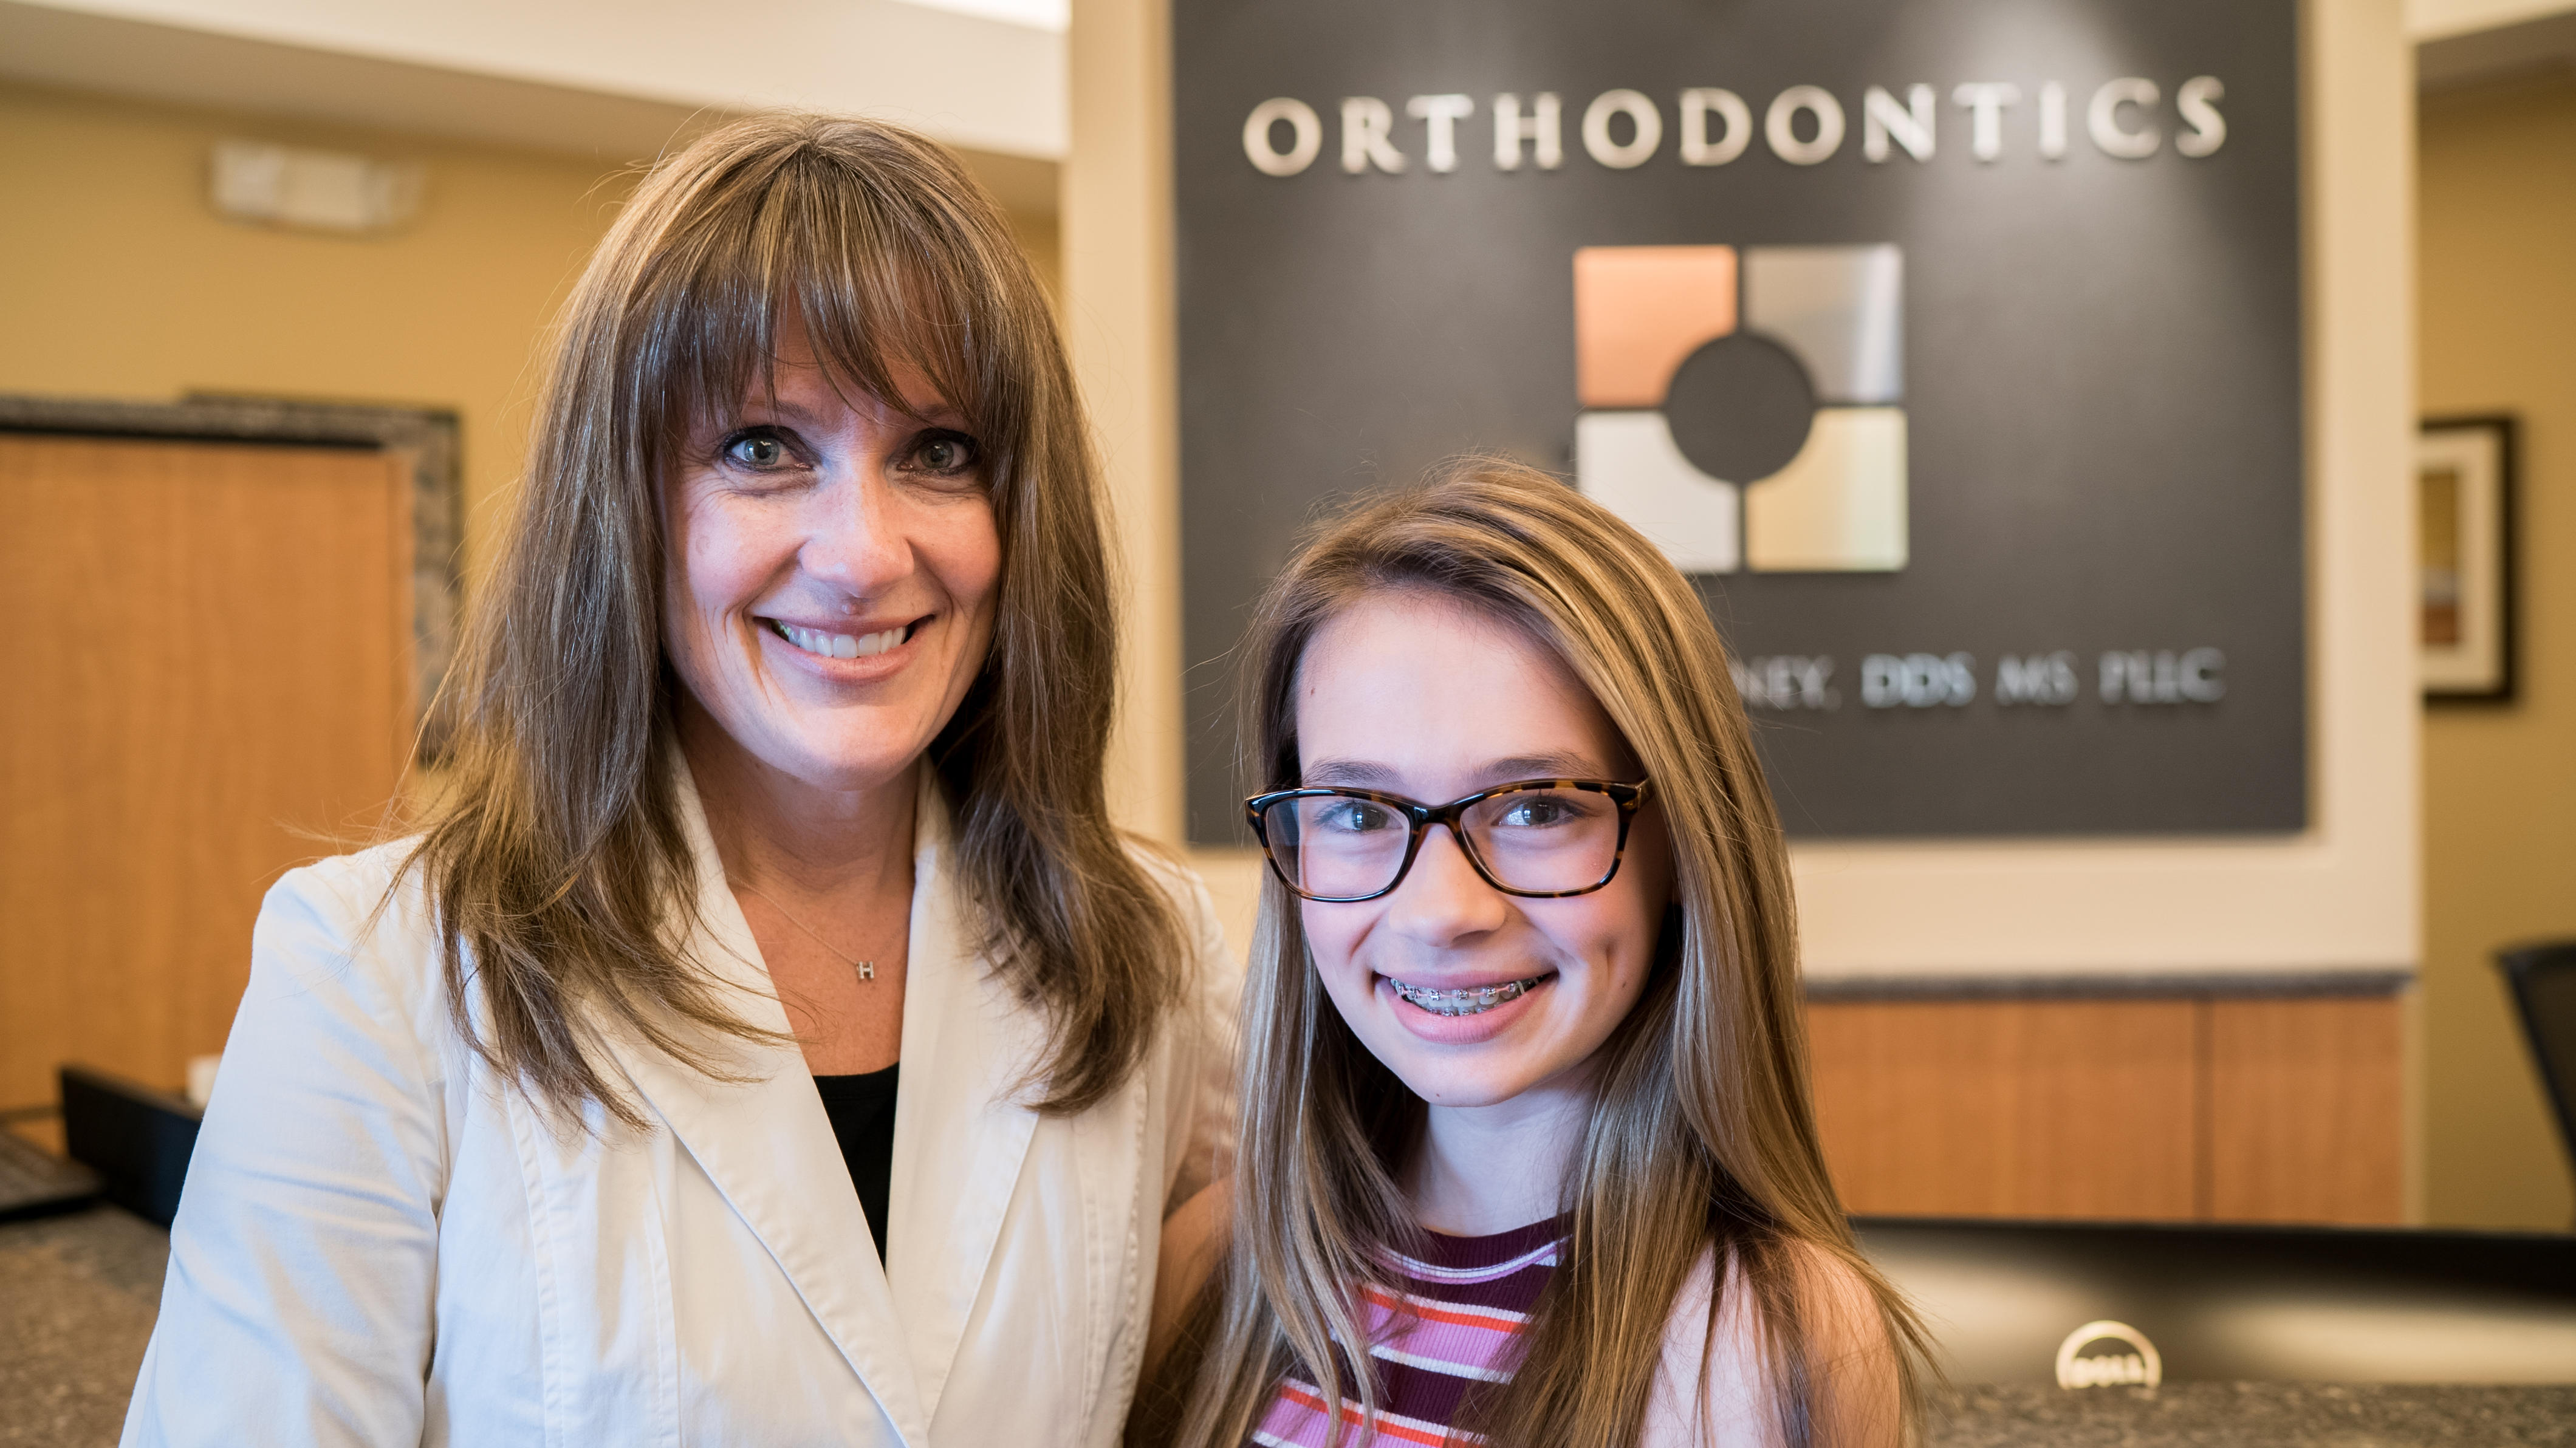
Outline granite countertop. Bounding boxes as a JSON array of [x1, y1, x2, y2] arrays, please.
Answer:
[[6, 1209, 2574, 1447], [0, 1207, 167, 1448], [1928, 1383, 2576, 1447]]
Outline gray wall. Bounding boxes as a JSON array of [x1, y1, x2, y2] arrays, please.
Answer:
[[1174, 0, 2304, 842]]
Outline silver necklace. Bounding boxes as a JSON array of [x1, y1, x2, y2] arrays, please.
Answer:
[[733, 879, 882, 983]]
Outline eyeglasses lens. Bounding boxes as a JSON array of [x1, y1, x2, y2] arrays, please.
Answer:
[[1263, 794, 1408, 900], [1462, 788, 1620, 893], [1261, 788, 1620, 899]]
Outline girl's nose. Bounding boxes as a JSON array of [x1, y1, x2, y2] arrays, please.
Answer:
[[1382, 824, 1510, 946]]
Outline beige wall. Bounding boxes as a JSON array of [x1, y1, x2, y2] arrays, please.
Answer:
[[1064, 0, 1184, 849], [0, 78, 1065, 586], [2417, 72, 2576, 1229], [0, 79, 630, 580]]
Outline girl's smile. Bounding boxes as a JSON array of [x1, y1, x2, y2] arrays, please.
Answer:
[[1385, 971, 1551, 1016], [1379, 970, 1557, 1044]]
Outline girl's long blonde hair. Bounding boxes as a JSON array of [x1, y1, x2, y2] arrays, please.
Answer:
[[1166, 459, 1923, 1447], [402, 114, 1180, 1125]]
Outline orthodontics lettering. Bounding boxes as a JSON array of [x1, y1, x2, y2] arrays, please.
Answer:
[[1241, 78, 2227, 177]]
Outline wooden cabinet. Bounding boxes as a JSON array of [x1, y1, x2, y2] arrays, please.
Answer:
[[1809, 992, 2405, 1224], [0, 431, 414, 1122]]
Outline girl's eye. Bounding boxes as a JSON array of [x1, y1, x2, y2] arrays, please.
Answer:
[[911, 431, 980, 477], [723, 432, 793, 470], [1497, 794, 1580, 828], [1322, 800, 1394, 835]]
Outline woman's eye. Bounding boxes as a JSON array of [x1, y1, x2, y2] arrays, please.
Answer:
[[722, 432, 792, 469], [910, 431, 980, 477]]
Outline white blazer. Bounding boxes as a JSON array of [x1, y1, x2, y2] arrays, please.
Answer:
[[122, 770, 1237, 1447]]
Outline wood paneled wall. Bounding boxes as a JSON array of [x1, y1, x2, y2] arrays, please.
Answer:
[[0, 434, 413, 1116], [1808, 993, 2405, 1225]]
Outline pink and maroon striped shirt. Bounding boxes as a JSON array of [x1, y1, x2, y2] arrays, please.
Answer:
[[1249, 1217, 1565, 1448]]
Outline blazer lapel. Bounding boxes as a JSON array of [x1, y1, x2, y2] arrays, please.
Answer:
[[883, 776, 1044, 1424], [598, 760, 934, 1447]]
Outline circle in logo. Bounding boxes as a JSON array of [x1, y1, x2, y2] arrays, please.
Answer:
[[1662, 332, 1816, 485], [2054, 1320, 2163, 1390]]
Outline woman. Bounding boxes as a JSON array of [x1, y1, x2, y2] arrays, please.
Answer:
[[1142, 461, 1923, 1447], [123, 115, 1233, 1447]]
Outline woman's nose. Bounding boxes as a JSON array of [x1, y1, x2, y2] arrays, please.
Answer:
[[800, 465, 911, 593], [1382, 825, 1510, 945]]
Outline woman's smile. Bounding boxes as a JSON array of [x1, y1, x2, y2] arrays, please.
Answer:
[[764, 616, 920, 661], [756, 611, 941, 686]]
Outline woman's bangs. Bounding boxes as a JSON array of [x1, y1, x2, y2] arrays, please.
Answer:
[[794, 237, 1002, 442], [641, 170, 1013, 466]]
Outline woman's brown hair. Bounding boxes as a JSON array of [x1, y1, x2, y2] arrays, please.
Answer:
[[1162, 459, 1925, 1447], [402, 114, 1180, 1125]]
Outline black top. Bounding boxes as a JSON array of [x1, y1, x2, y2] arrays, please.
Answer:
[[812, 1063, 899, 1263]]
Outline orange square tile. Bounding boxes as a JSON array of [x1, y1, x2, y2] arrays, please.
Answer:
[[1574, 245, 1737, 408]]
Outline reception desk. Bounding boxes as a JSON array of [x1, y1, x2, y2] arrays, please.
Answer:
[[1807, 974, 2409, 1224]]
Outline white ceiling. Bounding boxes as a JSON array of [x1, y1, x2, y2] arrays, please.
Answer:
[[0, 0, 1066, 163]]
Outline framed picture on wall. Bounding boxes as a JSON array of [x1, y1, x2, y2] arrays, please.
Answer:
[[2419, 415, 2518, 702]]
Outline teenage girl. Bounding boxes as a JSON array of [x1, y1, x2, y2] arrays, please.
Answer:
[[1142, 460, 1925, 1447]]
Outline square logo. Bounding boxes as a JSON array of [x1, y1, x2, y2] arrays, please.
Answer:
[[1574, 243, 1908, 573]]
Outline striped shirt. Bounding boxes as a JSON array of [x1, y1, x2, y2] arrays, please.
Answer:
[[1250, 1217, 1564, 1448]]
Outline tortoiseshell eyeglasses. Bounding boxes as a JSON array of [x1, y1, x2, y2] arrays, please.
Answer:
[[1244, 778, 1651, 903]]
